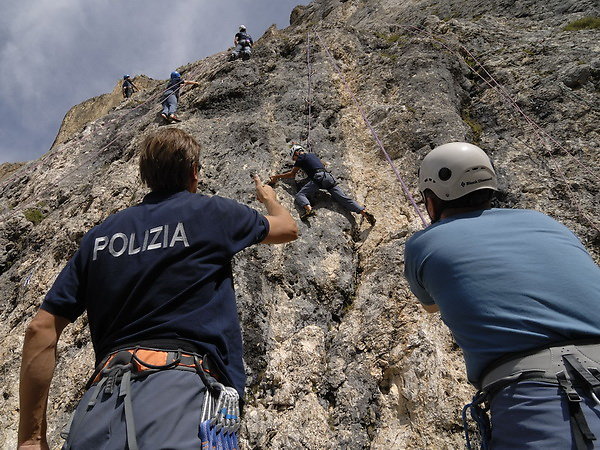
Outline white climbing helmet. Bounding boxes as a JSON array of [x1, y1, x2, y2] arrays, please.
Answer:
[[239, 25, 247, 31], [419, 142, 497, 200], [289, 144, 304, 158]]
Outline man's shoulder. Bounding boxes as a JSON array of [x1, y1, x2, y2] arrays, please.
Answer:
[[197, 194, 263, 219]]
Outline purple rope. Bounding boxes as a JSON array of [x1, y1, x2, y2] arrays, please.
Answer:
[[314, 30, 429, 227], [306, 31, 313, 151]]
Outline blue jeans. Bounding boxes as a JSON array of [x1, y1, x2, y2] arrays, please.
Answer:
[[295, 173, 364, 213], [490, 381, 600, 449], [161, 94, 178, 115]]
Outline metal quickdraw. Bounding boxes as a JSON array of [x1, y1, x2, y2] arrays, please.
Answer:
[[196, 356, 241, 450]]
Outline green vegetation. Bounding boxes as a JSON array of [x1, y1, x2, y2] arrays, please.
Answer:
[[374, 32, 406, 45], [380, 51, 398, 61], [462, 110, 483, 144], [23, 208, 44, 225], [563, 17, 600, 31]]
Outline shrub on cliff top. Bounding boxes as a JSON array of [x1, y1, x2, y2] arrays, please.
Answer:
[[563, 17, 600, 31]]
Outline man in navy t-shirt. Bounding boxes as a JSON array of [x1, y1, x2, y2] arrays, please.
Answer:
[[404, 142, 600, 449], [269, 143, 376, 224], [18, 128, 297, 449]]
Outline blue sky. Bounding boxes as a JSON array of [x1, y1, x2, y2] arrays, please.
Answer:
[[0, 0, 310, 163]]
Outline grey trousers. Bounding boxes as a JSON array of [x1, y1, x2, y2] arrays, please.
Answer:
[[161, 94, 178, 115], [232, 44, 251, 57], [63, 370, 206, 450], [295, 172, 364, 213]]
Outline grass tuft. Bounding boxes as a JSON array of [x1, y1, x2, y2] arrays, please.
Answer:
[[24, 208, 44, 225], [563, 17, 600, 31]]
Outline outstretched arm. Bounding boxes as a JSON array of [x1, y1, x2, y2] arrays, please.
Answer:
[[18, 309, 70, 449], [269, 167, 299, 183], [253, 175, 298, 244]]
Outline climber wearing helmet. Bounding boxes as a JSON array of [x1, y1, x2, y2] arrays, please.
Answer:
[[18, 128, 297, 449], [160, 71, 200, 123], [231, 25, 253, 60], [269, 143, 376, 224], [121, 75, 138, 99], [404, 142, 600, 449]]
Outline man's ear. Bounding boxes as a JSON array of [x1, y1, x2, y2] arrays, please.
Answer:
[[425, 193, 439, 223], [188, 164, 199, 193]]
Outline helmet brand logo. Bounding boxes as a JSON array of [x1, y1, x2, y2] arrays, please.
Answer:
[[461, 177, 493, 187]]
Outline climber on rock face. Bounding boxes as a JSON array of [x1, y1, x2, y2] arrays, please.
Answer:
[[231, 25, 253, 60], [160, 71, 200, 123], [17, 128, 297, 450], [269, 143, 376, 224], [122, 75, 138, 99], [404, 142, 600, 449]]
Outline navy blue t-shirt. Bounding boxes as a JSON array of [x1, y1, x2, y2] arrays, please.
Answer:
[[235, 32, 253, 45], [41, 190, 269, 397], [294, 153, 324, 178]]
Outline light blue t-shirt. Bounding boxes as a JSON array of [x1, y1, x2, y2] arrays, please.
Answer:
[[404, 208, 600, 385]]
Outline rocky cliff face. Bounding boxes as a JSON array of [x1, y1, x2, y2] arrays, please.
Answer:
[[51, 75, 157, 149], [1, 0, 598, 448]]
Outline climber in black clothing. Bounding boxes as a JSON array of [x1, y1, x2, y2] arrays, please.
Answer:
[[270, 144, 376, 224], [231, 25, 253, 60], [122, 75, 138, 99]]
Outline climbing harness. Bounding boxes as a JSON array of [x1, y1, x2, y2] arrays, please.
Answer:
[[62, 345, 224, 450], [312, 169, 338, 189], [314, 30, 429, 228], [462, 341, 600, 449]]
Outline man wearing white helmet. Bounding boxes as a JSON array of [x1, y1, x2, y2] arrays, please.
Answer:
[[404, 142, 600, 449], [231, 25, 253, 60], [269, 144, 376, 224]]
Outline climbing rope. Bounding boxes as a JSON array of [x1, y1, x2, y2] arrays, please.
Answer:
[[0, 70, 208, 226], [305, 31, 313, 151], [314, 30, 429, 228], [397, 24, 599, 233], [403, 24, 599, 184], [1, 78, 160, 193], [0, 68, 207, 197]]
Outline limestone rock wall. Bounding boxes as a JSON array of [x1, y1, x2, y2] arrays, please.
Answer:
[[52, 75, 158, 149], [0, 0, 598, 448]]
